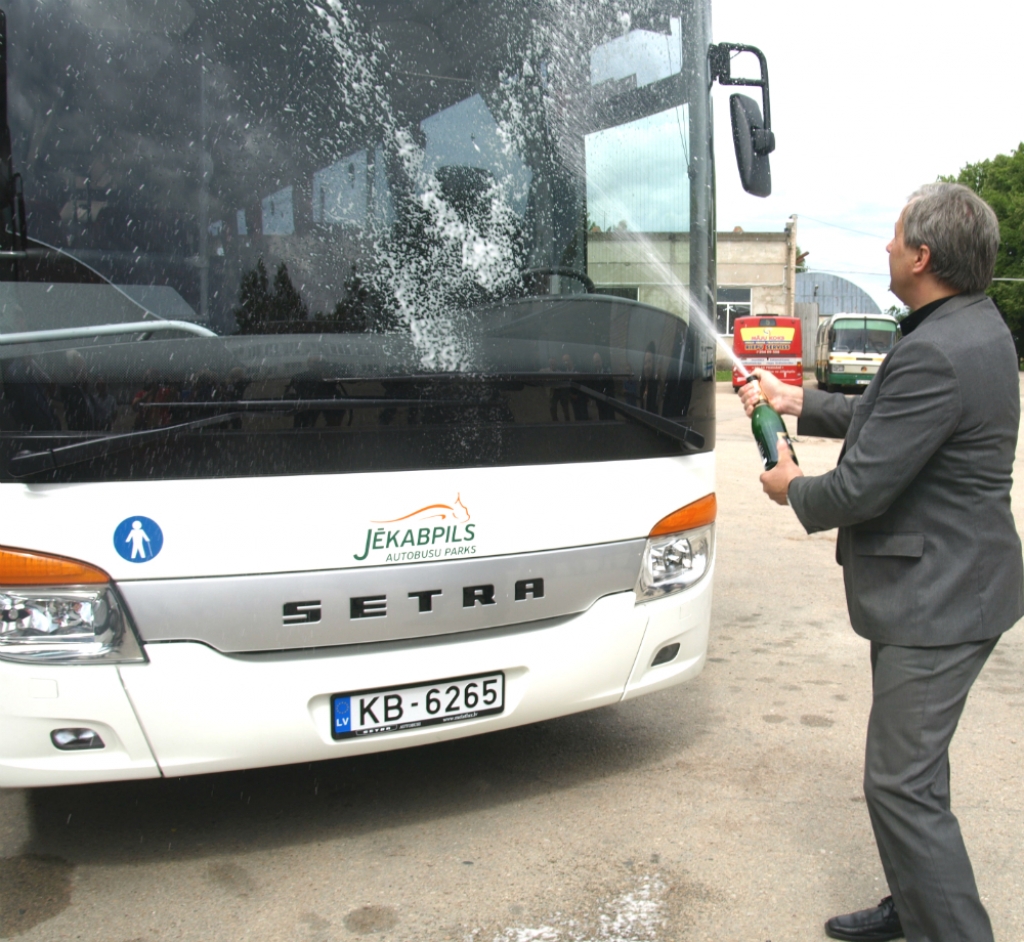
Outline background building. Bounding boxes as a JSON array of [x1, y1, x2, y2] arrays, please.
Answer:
[[715, 219, 797, 335], [795, 272, 881, 316], [588, 219, 882, 371], [793, 272, 881, 364], [587, 218, 799, 338]]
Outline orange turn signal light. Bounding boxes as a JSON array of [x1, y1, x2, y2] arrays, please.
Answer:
[[649, 493, 717, 538], [0, 546, 109, 586]]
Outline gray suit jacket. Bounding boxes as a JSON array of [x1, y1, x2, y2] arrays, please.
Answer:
[[788, 293, 1024, 645]]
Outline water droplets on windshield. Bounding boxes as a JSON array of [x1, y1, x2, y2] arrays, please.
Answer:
[[0, 0, 719, 481]]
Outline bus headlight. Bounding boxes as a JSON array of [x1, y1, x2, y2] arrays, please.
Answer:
[[0, 586, 143, 663], [636, 494, 716, 602], [636, 526, 714, 601], [0, 547, 145, 664], [832, 364, 845, 372]]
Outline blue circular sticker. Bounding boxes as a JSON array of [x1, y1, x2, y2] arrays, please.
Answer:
[[113, 516, 164, 563]]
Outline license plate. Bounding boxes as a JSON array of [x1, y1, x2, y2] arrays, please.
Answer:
[[856, 378, 871, 384], [331, 672, 505, 740]]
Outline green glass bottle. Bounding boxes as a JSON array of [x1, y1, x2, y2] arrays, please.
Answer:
[[750, 385, 798, 471]]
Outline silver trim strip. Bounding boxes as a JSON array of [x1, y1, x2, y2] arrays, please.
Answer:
[[118, 541, 646, 653], [0, 320, 216, 345]]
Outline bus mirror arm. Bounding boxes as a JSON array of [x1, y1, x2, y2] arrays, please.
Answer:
[[709, 42, 775, 198]]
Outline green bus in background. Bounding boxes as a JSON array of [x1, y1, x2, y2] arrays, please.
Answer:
[[815, 313, 901, 392]]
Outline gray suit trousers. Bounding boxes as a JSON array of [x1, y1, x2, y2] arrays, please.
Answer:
[[866, 638, 999, 942]]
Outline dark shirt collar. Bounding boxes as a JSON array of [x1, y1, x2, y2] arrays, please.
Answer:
[[900, 295, 956, 335]]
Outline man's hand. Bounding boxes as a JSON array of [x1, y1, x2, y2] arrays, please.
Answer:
[[737, 368, 805, 418], [760, 441, 803, 505]]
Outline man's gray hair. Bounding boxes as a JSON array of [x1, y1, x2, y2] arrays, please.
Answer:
[[903, 183, 1000, 293]]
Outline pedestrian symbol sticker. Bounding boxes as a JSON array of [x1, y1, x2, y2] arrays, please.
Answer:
[[113, 516, 163, 563]]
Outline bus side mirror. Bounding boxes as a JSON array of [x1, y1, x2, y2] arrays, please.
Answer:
[[730, 94, 773, 197], [710, 43, 776, 199]]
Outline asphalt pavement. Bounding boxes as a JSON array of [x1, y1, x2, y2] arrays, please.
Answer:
[[2, 381, 1023, 942]]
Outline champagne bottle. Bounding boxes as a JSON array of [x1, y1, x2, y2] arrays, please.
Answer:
[[748, 380, 798, 470]]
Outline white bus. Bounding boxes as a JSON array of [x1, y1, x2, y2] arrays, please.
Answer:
[[0, 0, 774, 786], [815, 313, 901, 392]]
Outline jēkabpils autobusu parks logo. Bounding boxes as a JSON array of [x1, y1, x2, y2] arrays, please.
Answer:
[[353, 494, 477, 563]]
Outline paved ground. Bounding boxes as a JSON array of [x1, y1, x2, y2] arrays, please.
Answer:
[[2, 382, 1024, 942]]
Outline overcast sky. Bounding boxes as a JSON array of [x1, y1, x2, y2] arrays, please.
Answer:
[[710, 0, 1024, 311]]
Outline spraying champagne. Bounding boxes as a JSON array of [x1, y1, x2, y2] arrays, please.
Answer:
[[744, 375, 798, 471]]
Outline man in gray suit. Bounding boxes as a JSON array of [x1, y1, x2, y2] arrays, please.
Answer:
[[740, 183, 1023, 942]]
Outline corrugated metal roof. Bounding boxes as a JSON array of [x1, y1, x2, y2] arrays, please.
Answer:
[[796, 272, 880, 315]]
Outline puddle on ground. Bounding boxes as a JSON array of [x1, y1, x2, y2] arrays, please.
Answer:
[[800, 715, 835, 728], [207, 860, 257, 897], [344, 905, 399, 934], [496, 873, 666, 942]]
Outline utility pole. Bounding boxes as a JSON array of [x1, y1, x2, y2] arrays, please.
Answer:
[[784, 214, 797, 319]]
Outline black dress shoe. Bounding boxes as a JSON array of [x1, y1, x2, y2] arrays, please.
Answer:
[[825, 896, 904, 941]]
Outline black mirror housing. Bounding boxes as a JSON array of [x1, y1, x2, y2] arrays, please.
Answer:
[[730, 93, 772, 197], [711, 43, 776, 199]]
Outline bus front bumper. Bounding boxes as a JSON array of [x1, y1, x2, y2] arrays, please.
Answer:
[[732, 363, 803, 388], [829, 368, 877, 386], [0, 575, 712, 787]]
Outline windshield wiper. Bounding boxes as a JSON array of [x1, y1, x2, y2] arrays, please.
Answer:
[[282, 371, 634, 385], [7, 395, 482, 477], [332, 371, 706, 448], [7, 413, 243, 477], [7, 377, 705, 476], [135, 397, 472, 414], [569, 381, 705, 449]]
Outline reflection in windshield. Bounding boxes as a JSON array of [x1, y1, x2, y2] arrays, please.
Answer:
[[1, 0, 701, 331], [832, 319, 898, 355], [0, 0, 717, 481]]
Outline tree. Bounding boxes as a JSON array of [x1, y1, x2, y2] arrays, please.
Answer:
[[233, 258, 309, 333], [946, 144, 1024, 356], [269, 260, 308, 323], [233, 257, 271, 334], [314, 266, 376, 333]]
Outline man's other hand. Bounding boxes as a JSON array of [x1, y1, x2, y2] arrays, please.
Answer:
[[760, 441, 803, 505], [738, 369, 805, 418]]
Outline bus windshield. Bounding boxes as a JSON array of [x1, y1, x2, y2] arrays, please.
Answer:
[[0, 0, 716, 482], [832, 318, 898, 355]]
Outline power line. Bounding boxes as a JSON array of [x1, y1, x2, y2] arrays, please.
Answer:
[[797, 214, 889, 240], [805, 267, 890, 278], [807, 270, 1024, 283], [797, 218, 1024, 283]]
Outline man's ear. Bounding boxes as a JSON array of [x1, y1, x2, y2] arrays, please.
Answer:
[[911, 242, 932, 275]]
